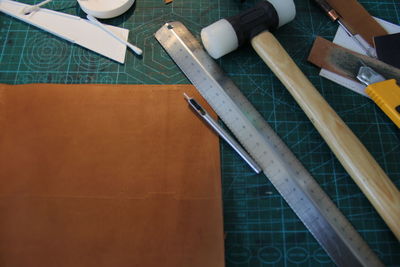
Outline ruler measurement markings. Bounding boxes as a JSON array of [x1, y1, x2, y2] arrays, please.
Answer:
[[155, 22, 382, 266], [189, 36, 360, 260]]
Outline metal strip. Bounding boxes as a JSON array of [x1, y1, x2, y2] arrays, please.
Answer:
[[155, 21, 382, 267]]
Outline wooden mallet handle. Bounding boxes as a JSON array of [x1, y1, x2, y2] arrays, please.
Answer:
[[252, 31, 400, 240]]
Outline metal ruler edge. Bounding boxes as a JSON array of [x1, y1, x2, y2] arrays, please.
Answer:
[[155, 21, 383, 267]]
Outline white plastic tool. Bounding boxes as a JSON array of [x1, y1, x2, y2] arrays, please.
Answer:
[[0, 0, 129, 63], [77, 0, 135, 19], [86, 15, 142, 55], [22, 0, 53, 15]]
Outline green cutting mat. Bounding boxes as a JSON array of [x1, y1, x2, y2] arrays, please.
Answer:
[[1, 0, 399, 266]]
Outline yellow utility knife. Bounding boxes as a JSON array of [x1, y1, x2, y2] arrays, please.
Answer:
[[357, 66, 400, 128]]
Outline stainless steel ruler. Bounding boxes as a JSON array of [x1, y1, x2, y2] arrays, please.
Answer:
[[155, 21, 383, 267]]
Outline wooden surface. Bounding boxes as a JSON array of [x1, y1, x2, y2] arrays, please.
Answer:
[[251, 31, 400, 241]]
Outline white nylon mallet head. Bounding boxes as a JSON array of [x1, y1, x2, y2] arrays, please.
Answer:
[[201, 0, 296, 59]]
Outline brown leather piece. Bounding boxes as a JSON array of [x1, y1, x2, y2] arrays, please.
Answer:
[[0, 84, 224, 267], [327, 0, 387, 46], [308, 36, 400, 83]]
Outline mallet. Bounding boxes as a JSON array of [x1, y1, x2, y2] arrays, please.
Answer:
[[201, 0, 400, 240]]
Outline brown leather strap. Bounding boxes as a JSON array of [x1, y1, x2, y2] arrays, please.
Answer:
[[308, 36, 400, 83]]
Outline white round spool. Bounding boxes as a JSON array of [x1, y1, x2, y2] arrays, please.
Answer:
[[77, 0, 135, 19]]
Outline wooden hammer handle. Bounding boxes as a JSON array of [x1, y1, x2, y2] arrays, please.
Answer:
[[251, 31, 400, 240]]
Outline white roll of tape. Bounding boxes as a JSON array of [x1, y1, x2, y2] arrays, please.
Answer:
[[77, 0, 135, 19]]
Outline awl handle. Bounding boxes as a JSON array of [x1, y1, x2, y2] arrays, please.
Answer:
[[313, 0, 340, 21], [251, 31, 400, 240]]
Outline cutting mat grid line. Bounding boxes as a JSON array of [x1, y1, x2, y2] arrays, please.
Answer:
[[1, 0, 399, 266]]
